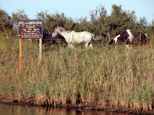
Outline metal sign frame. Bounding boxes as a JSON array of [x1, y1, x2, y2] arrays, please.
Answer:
[[18, 19, 43, 72], [18, 19, 43, 38]]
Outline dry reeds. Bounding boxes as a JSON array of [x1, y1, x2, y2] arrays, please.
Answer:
[[0, 33, 154, 112]]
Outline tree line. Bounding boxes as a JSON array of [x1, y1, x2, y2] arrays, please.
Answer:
[[0, 4, 154, 43]]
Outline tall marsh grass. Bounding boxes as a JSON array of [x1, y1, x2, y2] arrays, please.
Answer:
[[0, 33, 154, 110]]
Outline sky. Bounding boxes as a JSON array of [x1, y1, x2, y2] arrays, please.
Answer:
[[1, 0, 154, 24]]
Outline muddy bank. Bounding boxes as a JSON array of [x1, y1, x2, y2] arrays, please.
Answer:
[[0, 95, 154, 115]]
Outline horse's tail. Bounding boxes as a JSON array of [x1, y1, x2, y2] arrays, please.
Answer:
[[91, 34, 94, 41], [88, 34, 94, 47], [145, 34, 148, 42]]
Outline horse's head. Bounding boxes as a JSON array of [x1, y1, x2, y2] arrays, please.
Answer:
[[141, 33, 148, 44], [52, 26, 60, 38], [145, 34, 148, 41]]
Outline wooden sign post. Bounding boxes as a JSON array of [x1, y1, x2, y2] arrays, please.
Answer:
[[18, 19, 43, 72], [39, 38, 42, 61]]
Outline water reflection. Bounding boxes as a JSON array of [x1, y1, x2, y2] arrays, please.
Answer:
[[0, 104, 132, 115]]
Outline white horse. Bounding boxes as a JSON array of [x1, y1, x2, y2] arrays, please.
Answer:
[[52, 26, 94, 48]]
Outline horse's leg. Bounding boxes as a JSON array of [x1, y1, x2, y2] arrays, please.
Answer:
[[126, 45, 132, 50], [87, 41, 93, 48], [85, 41, 93, 48], [89, 43, 93, 48], [85, 43, 89, 48], [70, 44, 74, 48], [88, 41, 93, 48], [68, 43, 74, 48]]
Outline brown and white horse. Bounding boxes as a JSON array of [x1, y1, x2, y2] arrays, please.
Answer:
[[109, 29, 148, 46], [52, 26, 95, 48], [132, 32, 148, 45]]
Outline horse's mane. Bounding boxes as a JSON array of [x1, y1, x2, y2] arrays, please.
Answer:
[[57, 26, 72, 32]]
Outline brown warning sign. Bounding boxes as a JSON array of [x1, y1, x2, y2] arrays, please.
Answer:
[[18, 19, 43, 38]]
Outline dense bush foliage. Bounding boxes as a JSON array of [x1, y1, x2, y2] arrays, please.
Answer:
[[0, 4, 154, 42]]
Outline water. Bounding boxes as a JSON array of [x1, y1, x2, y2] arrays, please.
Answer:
[[0, 104, 132, 115]]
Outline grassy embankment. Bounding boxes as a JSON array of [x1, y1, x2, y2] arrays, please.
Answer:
[[0, 32, 154, 112]]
